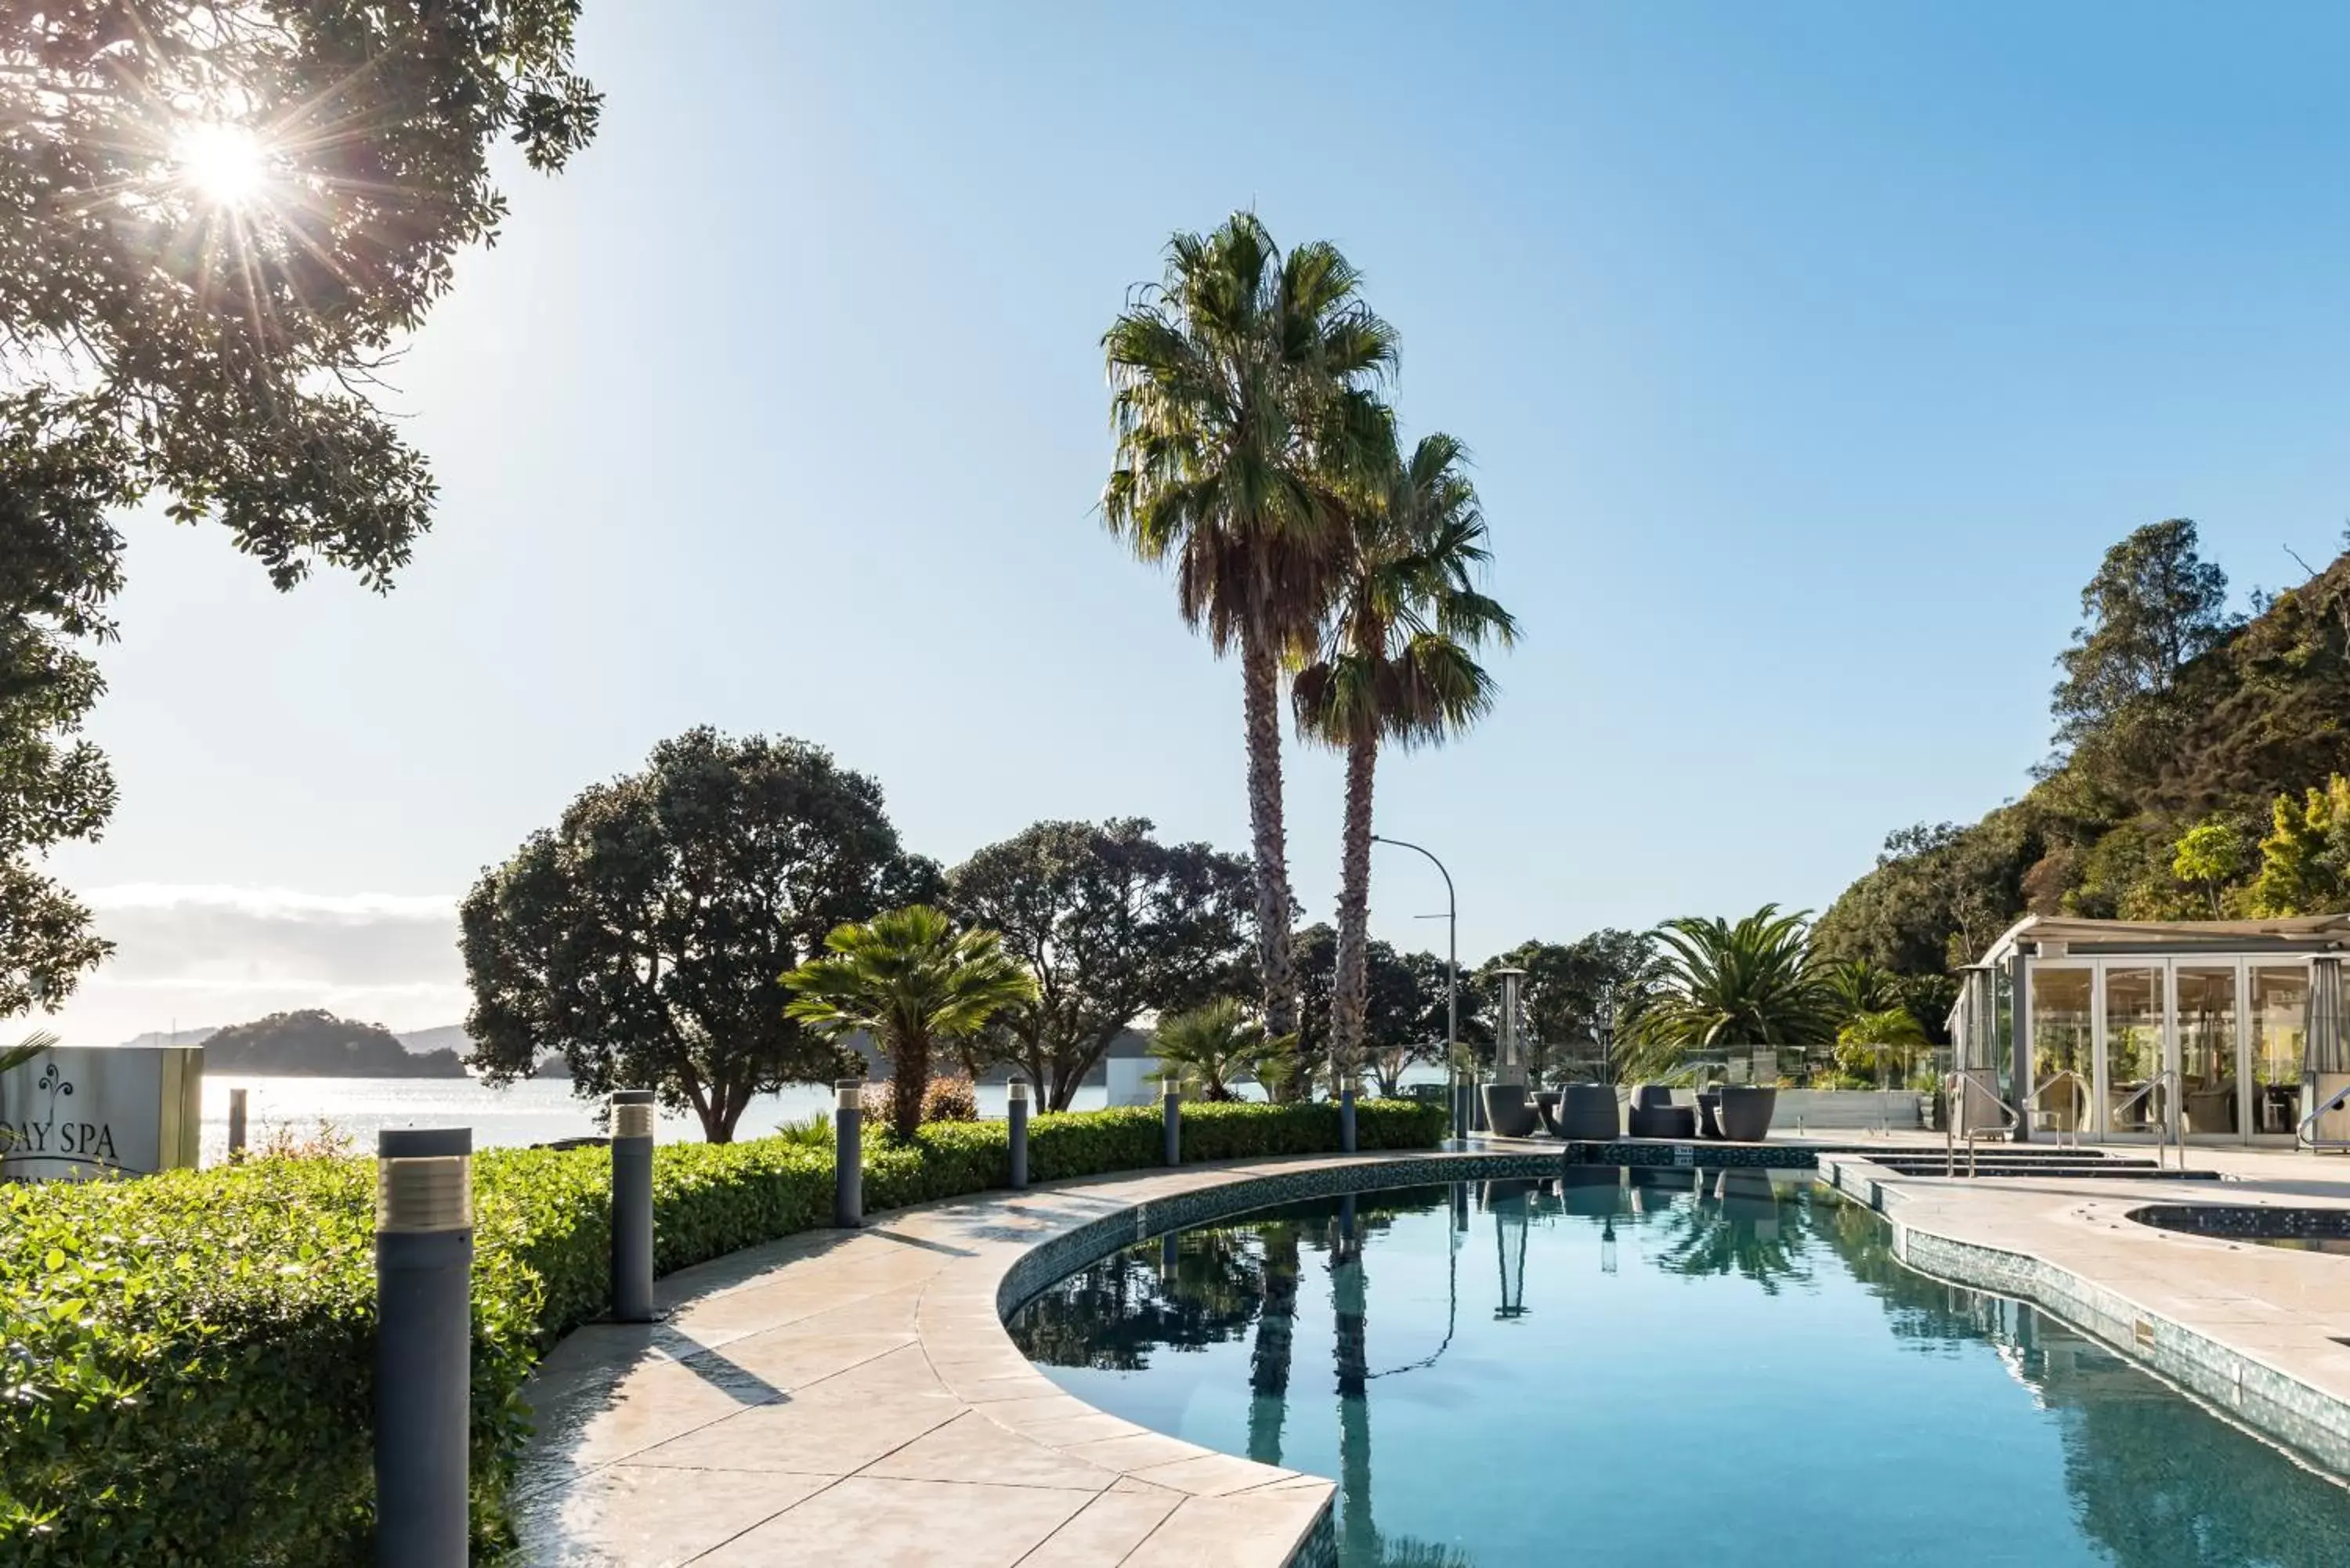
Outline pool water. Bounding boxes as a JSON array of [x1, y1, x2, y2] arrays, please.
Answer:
[[1007, 1169, 2350, 1568]]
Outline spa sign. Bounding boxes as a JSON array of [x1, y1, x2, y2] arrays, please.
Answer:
[[0, 1046, 203, 1181]]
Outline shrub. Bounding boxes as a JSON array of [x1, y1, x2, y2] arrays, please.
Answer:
[[922, 1075, 978, 1122], [0, 1097, 1444, 1565]]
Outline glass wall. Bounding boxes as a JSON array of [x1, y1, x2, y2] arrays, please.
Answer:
[[2249, 966, 2309, 1137], [2027, 967, 2093, 1132], [2102, 968, 2164, 1135], [2175, 966, 2240, 1138]]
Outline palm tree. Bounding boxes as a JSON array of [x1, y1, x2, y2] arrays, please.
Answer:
[[1824, 956, 1906, 1022], [0, 1029, 57, 1075], [1630, 905, 1837, 1078], [1292, 431, 1517, 1089], [1103, 212, 1397, 1044], [1836, 1006, 1929, 1089], [1148, 999, 1266, 1101], [783, 905, 1034, 1141]]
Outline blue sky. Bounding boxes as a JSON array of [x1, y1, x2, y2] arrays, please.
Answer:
[[47, 2, 2350, 1043]]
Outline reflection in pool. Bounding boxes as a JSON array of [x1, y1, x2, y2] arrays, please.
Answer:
[[1007, 1169, 2350, 1568]]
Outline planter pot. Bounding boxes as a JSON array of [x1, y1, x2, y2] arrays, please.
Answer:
[[1716, 1085, 1778, 1143], [1556, 1083, 1620, 1140], [1480, 1082, 1542, 1138]]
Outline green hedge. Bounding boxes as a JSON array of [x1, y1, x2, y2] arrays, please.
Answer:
[[0, 1097, 1444, 1565]]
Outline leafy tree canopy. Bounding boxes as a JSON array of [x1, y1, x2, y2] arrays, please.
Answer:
[[2051, 518, 2238, 782], [946, 818, 1252, 1110], [2, 2, 598, 1022], [459, 729, 938, 1142]]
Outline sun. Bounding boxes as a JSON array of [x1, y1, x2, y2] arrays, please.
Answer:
[[173, 121, 272, 208]]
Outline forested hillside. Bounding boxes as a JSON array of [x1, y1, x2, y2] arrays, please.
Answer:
[[1817, 522, 2350, 1031]]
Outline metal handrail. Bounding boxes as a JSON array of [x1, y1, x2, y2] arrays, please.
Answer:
[[1943, 1070, 2019, 1177], [2298, 1081, 2350, 1151], [2023, 1069, 2091, 1152], [2109, 1068, 2186, 1172]]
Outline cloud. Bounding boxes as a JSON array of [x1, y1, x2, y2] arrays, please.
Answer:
[[41, 884, 468, 1046]]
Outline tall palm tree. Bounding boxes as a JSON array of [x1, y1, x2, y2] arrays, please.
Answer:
[[783, 905, 1034, 1141], [1292, 431, 1517, 1087], [1630, 904, 1837, 1078], [1102, 212, 1397, 1042]]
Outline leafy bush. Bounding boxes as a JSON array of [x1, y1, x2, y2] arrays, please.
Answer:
[[922, 1075, 978, 1122], [0, 1098, 1444, 1565]]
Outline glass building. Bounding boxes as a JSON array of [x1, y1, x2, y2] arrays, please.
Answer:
[[1947, 915, 2350, 1147]]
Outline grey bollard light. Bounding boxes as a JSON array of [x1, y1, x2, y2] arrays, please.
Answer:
[[1162, 1078, 1181, 1167], [834, 1078, 863, 1227], [1007, 1077, 1029, 1189], [374, 1128, 473, 1568], [609, 1090, 656, 1323], [227, 1086, 248, 1160], [1340, 1082, 1358, 1154]]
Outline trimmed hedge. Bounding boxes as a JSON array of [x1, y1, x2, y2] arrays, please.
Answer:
[[0, 1097, 1444, 1565]]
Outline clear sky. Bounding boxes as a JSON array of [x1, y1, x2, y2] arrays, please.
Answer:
[[45, 1, 2350, 1046]]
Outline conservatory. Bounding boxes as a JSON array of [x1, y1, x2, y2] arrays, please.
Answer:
[[1948, 914, 2350, 1148]]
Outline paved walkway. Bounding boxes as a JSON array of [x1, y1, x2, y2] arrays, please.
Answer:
[[514, 1157, 1415, 1568]]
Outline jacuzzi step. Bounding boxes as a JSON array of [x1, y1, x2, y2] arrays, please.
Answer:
[[1869, 1160, 2222, 1180]]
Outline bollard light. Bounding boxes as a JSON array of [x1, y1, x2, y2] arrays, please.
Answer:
[[1162, 1077, 1181, 1167], [227, 1086, 248, 1162], [609, 1089, 656, 1323], [1007, 1077, 1029, 1190], [374, 1127, 473, 1568], [1339, 1079, 1358, 1154], [834, 1078, 864, 1228]]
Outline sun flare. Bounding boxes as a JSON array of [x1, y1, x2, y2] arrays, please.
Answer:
[[173, 121, 272, 208]]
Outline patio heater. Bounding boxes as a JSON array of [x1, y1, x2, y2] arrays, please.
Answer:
[[1493, 967, 1528, 1088], [1489, 1181, 1529, 1319]]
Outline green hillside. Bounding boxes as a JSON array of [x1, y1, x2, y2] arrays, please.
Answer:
[[1817, 522, 2350, 1030]]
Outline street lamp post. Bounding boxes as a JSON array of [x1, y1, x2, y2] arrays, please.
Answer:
[[1369, 834, 1462, 1141]]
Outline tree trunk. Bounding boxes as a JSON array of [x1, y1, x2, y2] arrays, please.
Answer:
[[1331, 1199, 1372, 1562], [1240, 623, 1299, 1051], [1246, 1220, 1300, 1467], [889, 1027, 930, 1140], [1329, 732, 1379, 1095]]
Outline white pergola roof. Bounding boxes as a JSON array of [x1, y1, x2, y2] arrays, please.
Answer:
[[1976, 912, 2350, 966]]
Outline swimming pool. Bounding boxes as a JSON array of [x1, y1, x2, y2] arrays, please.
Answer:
[[1007, 1168, 2350, 1568]]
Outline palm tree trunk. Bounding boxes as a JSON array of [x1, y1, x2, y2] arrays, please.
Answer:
[[1331, 1199, 1372, 1565], [1329, 732, 1378, 1093], [890, 1026, 930, 1140], [1240, 621, 1299, 1046]]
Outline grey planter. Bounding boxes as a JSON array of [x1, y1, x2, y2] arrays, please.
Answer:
[[1556, 1084, 1621, 1140], [1716, 1085, 1778, 1142], [1480, 1082, 1542, 1138]]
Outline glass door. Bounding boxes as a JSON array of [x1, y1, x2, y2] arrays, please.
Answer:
[[2098, 966, 2166, 1140], [2174, 964, 2242, 1142], [2248, 964, 2310, 1141], [2025, 965, 2093, 1134]]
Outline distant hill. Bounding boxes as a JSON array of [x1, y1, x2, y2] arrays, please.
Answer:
[[203, 1010, 468, 1078], [394, 1024, 473, 1057], [119, 1026, 220, 1049]]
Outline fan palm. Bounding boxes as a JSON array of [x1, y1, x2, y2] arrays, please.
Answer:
[[783, 905, 1034, 1141], [1148, 999, 1266, 1101], [1631, 905, 1837, 1075], [1292, 431, 1517, 1086], [1102, 212, 1397, 1042]]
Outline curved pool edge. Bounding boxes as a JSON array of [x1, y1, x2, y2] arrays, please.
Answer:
[[513, 1148, 1565, 1568], [1817, 1152, 2350, 1481]]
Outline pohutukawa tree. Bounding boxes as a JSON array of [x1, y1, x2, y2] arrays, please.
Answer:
[[0, 2, 598, 1020], [459, 730, 938, 1143], [1292, 430, 1517, 1090], [945, 818, 1253, 1110], [783, 905, 1034, 1142], [1102, 212, 1397, 1042]]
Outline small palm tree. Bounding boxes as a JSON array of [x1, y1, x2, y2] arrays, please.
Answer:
[[1631, 905, 1836, 1077], [0, 1030, 58, 1075], [1835, 1006, 1929, 1088], [1824, 957, 1905, 1022], [1103, 212, 1397, 1042], [1148, 999, 1266, 1101], [783, 906, 1034, 1141], [1293, 430, 1517, 1087]]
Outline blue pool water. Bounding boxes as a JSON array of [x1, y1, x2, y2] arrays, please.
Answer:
[[1007, 1169, 2350, 1568]]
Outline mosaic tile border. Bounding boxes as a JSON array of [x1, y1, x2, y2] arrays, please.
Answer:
[[1817, 1154, 2350, 1479], [2128, 1203, 2350, 1241]]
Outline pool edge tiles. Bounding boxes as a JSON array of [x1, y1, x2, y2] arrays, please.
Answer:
[[1818, 1152, 2350, 1482]]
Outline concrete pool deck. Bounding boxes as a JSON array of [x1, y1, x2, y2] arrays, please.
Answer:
[[512, 1138, 2350, 1566]]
